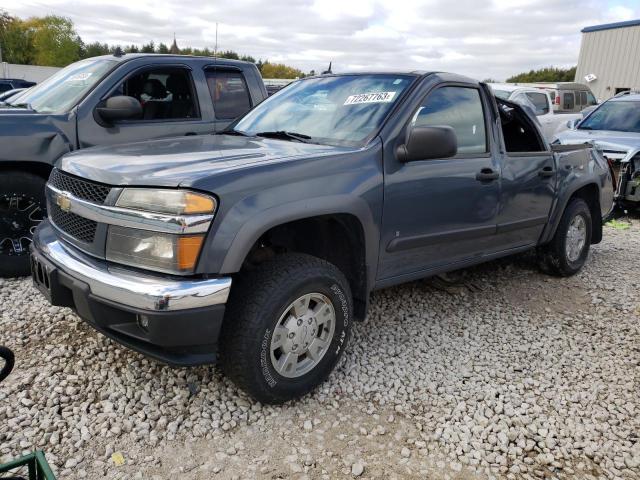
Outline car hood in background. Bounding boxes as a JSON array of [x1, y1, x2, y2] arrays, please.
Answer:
[[60, 134, 356, 187], [555, 128, 640, 151]]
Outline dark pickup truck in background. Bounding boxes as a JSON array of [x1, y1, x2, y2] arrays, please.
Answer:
[[31, 71, 613, 403], [0, 53, 268, 276]]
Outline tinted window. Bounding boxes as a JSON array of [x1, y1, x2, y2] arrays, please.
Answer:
[[206, 70, 252, 119], [412, 87, 487, 154], [0, 82, 12, 93], [586, 92, 597, 105], [563, 92, 575, 110], [525, 92, 550, 115], [112, 67, 198, 121]]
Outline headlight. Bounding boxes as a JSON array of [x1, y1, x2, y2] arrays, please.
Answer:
[[106, 226, 204, 274], [116, 188, 216, 215]]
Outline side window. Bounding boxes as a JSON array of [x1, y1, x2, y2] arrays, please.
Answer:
[[525, 92, 550, 115], [111, 67, 199, 121], [412, 86, 487, 154], [205, 70, 252, 120], [563, 92, 575, 110], [0, 82, 12, 93], [586, 92, 597, 105], [580, 91, 587, 106]]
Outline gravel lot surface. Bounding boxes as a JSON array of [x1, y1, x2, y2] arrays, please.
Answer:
[[1, 218, 639, 480]]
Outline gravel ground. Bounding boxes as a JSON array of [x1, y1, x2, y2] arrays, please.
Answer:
[[1, 218, 639, 480]]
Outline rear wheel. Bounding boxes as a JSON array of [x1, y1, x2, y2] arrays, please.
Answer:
[[220, 253, 353, 404], [538, 198, 592, 277], [0, 171, 47, 277]]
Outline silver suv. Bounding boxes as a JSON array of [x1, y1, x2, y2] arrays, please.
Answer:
[[555, 92, 640, 207]]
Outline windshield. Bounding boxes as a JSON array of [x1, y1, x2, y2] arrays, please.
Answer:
[[492, 89, 511, 100], [578, 100, 640, 133], [8, 58, 117, 113], [234, 74, 415, 146]]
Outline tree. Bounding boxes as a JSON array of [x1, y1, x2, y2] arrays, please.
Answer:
[[507, 66, 577, 83], [141, 41, 155, 53], [82, 41, 110, 58], [260, 62, 304, 79], [0, 11, 35, 64], [156, 42, 169, 54], [25, 15, 81, 66]]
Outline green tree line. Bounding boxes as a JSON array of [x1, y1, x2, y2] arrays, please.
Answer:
[[506, 66, 577, 83], [0, 11, 306, 78]]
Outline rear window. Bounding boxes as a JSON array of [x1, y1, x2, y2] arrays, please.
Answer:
[[563, 92, 575, 110], [206, 70, 252, 120]]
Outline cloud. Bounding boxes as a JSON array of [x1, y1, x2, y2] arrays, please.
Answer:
[[7, 0, 640, 80]]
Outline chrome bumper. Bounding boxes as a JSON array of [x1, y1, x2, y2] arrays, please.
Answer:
[[32, 222, 231, 312]]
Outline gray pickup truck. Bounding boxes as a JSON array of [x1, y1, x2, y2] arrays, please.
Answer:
[[0, 53, 268, 276], [30, 71, 613, 403]]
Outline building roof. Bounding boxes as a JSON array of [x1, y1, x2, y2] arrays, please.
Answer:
[[582, 19, 640, 33]]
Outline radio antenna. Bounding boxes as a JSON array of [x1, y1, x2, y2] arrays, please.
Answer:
[[214, 22, 218, 58]]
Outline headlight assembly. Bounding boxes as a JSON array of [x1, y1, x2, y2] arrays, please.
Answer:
[[116, 188, 216, 215], [106, 189, 216, 274], [106, 226, 205, 274]]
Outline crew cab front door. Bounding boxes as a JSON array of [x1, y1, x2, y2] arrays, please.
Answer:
[[76, 64, 214, 148], [378, 85, 501, 281]]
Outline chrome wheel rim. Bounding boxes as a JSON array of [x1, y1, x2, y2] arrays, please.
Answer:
[[270, 293, 336, 378], [565, 214, 587, 263]]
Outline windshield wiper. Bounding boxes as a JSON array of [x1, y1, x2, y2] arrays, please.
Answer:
[[219, 129, 250, 136], [255, 131, 312, 143]]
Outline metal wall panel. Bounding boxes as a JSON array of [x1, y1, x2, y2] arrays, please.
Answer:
[[575, 25, 640, 101]]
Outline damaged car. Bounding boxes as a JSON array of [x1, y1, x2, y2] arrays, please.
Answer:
[[555, 91, 640, 209]]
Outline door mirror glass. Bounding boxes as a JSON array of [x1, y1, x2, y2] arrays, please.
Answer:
[[96, 95, 142, 123], [566, 118, 580, 130], [399, 126, 458, 162]]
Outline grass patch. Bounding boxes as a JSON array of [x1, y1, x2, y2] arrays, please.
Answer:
[[606, 219, 631, 230]]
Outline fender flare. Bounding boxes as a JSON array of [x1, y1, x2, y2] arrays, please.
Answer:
[[540, 179, 601, 245], [218, 194, 379, 287]]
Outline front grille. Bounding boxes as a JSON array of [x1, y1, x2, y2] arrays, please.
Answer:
[[49, 168, 112, 204], [50, 203, 97, 243]]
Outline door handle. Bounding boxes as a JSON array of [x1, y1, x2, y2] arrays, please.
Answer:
[[539, 166, 555, 177], [185, 132, 197, 136], [476, 168, 500, 182]]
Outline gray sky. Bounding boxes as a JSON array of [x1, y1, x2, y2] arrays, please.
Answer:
[[2, 0, 639, 80]]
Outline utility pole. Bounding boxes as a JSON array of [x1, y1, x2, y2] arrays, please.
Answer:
[[214, 22, 218, 58]]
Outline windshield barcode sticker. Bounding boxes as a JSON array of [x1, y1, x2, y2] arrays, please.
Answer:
[[344, 91, 397, 105]]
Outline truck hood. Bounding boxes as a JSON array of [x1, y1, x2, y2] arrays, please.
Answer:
[[60, 134, 355, 187]]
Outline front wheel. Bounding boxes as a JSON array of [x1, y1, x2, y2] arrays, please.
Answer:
[[0, 171, 47, 277], [538, 197, 592, 277], [219, 253, 353, 404]]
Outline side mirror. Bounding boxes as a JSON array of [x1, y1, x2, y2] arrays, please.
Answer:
[[397, 126, 458, 162], [566, 118, 579, 130], [96, 95, 142, 124]]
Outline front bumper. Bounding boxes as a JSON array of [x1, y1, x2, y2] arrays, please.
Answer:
[[30, 221, 232, 366]]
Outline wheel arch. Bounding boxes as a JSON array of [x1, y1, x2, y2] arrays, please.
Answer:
[[211, 196, 379, 321], [0, 161, 53, 181], [542, 182, 602, 245]]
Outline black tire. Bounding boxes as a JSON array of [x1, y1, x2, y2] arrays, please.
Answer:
[[0, 171, 47, 277], [538, 198, 592, 277], [0, 346, 15, 383], [219, 253, 353, 404]]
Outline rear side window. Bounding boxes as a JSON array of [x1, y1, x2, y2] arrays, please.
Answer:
[[412, 86, 487, 154], [206, 70, 252, 120], [563, 92, 575, 110], [0, 82, 12, 93], [580, 91, 587, 106], [525, 92, 550, 115]]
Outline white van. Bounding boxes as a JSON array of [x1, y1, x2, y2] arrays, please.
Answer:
[[513, 82, 598, 113]]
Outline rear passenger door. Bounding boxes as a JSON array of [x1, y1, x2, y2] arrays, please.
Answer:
[[204, 68, 254, 131], [77, 65, 214, 148]]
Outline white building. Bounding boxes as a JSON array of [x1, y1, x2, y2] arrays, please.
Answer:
[[575, 19, 640, 101]]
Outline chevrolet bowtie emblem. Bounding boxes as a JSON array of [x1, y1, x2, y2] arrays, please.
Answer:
[[56, 191, 72, 212]]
